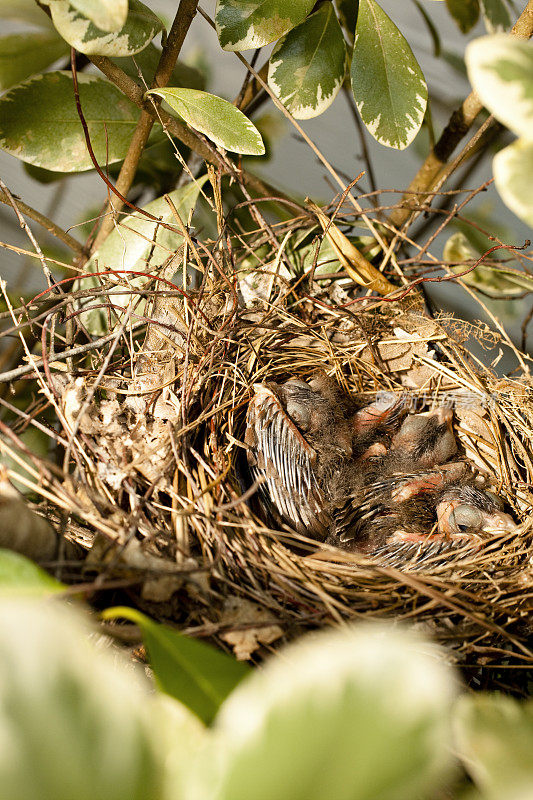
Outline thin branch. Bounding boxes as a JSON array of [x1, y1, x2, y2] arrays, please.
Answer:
[[342, 80, 378, 200], [88, 54, 282, 203], [90, 0, 200, 252], [390, 0, 533, 230], [0, 322, 145, 384], [0, 188, 85, 255]]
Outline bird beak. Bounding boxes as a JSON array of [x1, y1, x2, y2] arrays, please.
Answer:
[[481, 511, 518, 533]]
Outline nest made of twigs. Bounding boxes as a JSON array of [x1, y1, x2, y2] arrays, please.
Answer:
[[5, 198, 532, 692]]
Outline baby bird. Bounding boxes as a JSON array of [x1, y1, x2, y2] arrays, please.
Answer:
[[245, 376, 403, 539], [245, 377, 517, 564]]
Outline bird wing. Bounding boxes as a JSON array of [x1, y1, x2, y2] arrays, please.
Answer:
[[246, 385, 329, 539]]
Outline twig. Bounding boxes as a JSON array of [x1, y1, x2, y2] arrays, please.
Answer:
[[0, 323, 144, 384], [0, 189, 84, 255], [87, 54, 284, 204], [342, 80, 378, 199], [90, 0, 200, 251], [1, 179, 54, 288]]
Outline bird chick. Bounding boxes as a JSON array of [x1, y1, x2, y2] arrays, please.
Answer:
[[245, 379, 517, 567], [245, 376, 402, 539], [435, 485, 517, 537], [388, 407, 457, 468]]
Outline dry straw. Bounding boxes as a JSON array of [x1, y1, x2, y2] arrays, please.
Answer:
[[1, 185, 532, 693]]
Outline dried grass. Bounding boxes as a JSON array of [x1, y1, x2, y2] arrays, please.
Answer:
[[1, 187, 532, 693]]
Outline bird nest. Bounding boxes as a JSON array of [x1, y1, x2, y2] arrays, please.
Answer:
[[4, 192, 532, 692]]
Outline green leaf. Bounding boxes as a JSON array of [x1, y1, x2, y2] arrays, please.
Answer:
[[215, 0, 315, 51], [351, 0, 428, 149], [0, 32, 68, 91], [146, 88, 265, 155], [0, 71, 140, 172], [335, 0, 359, 39], [0, 0, 54, 28], [479, 0, 511, 32], [103, 606, 251, 726], [454, 694, 533, 800], [465, 35, 533, 141], [446, 0, 480, 33], [68, 0, 129, 32], [80, 177, 208, 334], [268, 4, 347, 120], [50, 0, 164, 57], [493, 139, 533, 227], [443, 232, 533, 297], [0, 550, 64, 597], [188, 624, 456, 800], [0, 599, 163, 800]]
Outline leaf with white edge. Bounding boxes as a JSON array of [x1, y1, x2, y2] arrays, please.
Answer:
[[186, 624, 457, 800], [0, 599, 163, 800], [0, 32, 68, 90], [0, 72, 140, 171], [446, 0, 480, 33], [103, 607, 251, 726], [0, 550, 64, 597], [493, 139, 533, 227], [454, 694, 533, 800], [68, 0, 129, 32], [466, 35, 533, 141], [146, 88, 265, 155], [479, 0, 511, 32], [80, 177, 208, 335], [351, 0, 428, 150], [50, 0, 164, 57], [215, 0, 315, 51], [268, 4, 347, 120]]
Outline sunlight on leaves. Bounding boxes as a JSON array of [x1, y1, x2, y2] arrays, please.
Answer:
[[187, 624, 457, 800], [146, 88, 265, 155], [351, 0, 428, 149], [215, 0, 315, 51], [268, 4, 347, 120]]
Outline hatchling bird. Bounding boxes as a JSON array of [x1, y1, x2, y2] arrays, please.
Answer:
[[245, 375, 404, 539], [245, 376, 517, 561]]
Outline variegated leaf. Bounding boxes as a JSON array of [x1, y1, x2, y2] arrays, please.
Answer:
[[80, 177, 209, 335], [479, 0, 511, 32], [50, 0, 163, 57], [146, 88, 265, 155], [268, 4, 347, 120], [351, 0, 428, 150], [215, 0, 315, 51], [0, 31, 68, 90], [0, 71, 140, 171], [67, 0, 129, 32], [466, 35, 533, 141], [493, 139, 533, 227]]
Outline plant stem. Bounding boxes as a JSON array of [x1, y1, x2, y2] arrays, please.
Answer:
[[389, 0, 533, 230], [90, 0, 200, 252], [88, 55, 281, 205], [0, 189, 85, 255]]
